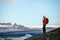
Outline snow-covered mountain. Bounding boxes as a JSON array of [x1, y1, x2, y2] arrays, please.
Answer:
[[0, 23, 58, 33], [0, 23, 30, 32]]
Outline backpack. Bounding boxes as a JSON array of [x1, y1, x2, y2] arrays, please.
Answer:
[[46, 18, 49, 24]]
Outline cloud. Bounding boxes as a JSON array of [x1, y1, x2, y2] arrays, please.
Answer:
[[0, 0, 22, 4]]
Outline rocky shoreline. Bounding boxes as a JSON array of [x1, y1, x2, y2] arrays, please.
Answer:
[[25, 27, 60, 40]]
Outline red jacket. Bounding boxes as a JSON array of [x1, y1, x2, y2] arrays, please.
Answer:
[[43, 18, 47, 25]]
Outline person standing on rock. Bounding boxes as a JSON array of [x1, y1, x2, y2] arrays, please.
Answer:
[[42, 16, 49, 33]]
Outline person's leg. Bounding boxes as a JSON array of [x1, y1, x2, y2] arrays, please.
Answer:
[[44, 24, 46, 33], [43, 24, 46, 33], [43, 25, 45, 33]]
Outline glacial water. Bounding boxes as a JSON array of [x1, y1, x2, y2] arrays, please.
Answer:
[[0, 34, 33, 40], [0, 31, 42, 40], [0, 33, 41, 40]]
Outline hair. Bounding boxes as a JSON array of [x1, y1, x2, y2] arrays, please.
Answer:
[[43, 16, 46, 18]]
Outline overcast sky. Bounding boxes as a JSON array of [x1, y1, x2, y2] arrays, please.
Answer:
[[0, 0, 60, 26]]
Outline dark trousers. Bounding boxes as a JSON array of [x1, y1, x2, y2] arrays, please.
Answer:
[[43, 24, 46, 33]]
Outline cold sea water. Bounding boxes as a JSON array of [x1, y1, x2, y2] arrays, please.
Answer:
[[0, 31, 42, 40], [0, 30, 42, 40]]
